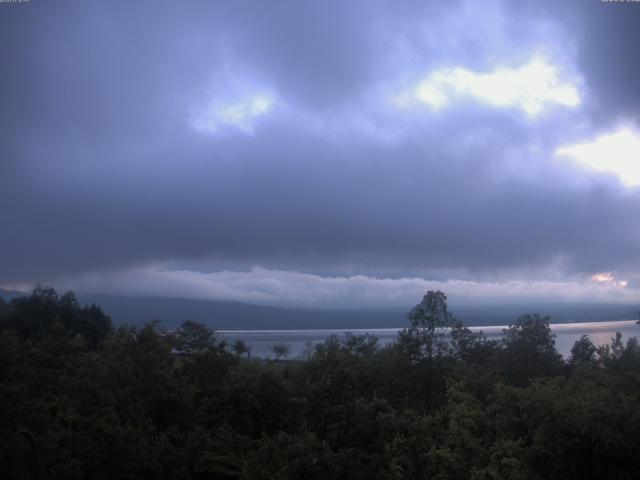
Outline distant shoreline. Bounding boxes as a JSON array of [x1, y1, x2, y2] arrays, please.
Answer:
[[220, 320, 640, 359], [220, 319, 639, 334]]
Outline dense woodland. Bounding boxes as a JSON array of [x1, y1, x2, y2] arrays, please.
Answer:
[[2, 288, 640, 479]]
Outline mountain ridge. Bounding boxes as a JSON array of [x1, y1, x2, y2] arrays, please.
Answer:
[[2, 289, 637, 329]]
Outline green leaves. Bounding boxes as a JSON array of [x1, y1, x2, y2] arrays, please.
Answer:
[[2, 287, 640, 478], [3, 286, 112, 348], [406, 290, 456, 360]]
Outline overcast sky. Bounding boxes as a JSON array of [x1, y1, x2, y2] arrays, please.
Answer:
[[2, 0, 640, 308]]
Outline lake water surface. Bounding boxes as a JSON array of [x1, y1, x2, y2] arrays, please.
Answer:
[[220, 320, 640, 359]]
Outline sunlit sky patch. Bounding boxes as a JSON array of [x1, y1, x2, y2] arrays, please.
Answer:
[[400, 56, 580, 116], [556, 127, 640, 187], [192, 93, 275, 134], [592, 272, 615, 283], [591, 272, 628, 289]]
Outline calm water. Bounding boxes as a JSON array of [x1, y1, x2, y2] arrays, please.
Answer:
[[220, 320, 640, 359]]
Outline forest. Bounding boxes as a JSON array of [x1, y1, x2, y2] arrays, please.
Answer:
[[2, 287, 640, 479]]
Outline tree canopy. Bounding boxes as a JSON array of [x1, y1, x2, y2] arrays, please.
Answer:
[[1, 287, 640, 479]]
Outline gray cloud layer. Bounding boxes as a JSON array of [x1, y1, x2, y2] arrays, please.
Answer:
[[1, 0, 639, 305]]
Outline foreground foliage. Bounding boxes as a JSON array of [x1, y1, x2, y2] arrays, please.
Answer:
[[1, 289, 640, 479]]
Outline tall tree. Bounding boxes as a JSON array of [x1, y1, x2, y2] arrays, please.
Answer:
[[406, 290, 456, 360], [500, 313, 563, 385], [569, 335, 597, 367]]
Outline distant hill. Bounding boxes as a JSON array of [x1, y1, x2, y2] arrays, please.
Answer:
[[77, 294, 640, 330], [0, 288, 27, 301], [2, 288, 638, 329], [452, 303, 639, 327], [77, 294, 406, 330]]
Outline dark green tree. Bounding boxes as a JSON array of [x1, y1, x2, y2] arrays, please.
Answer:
[[500, 314, 563, 385], [174, 319, 218, 353], [569, 335, 597, 367], [5, 287, 111, 348], [342, 332, 379, 356], [231, 338, 251, 359], [270, 343, 291, 361], [405, 290, 456, 360]]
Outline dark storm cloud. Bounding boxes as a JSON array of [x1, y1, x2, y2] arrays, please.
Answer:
[[3, 112, 639, 281], [509, 0, 640, 122], [1, 0, 639, 303], [576, 3, 640, 122]]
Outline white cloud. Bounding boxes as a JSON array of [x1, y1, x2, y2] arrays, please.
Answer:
[[192, 93, 275, 134], [591, 272, 628, 289], [591, 272, 615, 283], [42, 265, 640, 309], [399, 56, 580, 116], [555, 127, 640, 187]]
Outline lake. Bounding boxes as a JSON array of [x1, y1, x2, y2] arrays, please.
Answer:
[[220, 320, 640, 359]]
